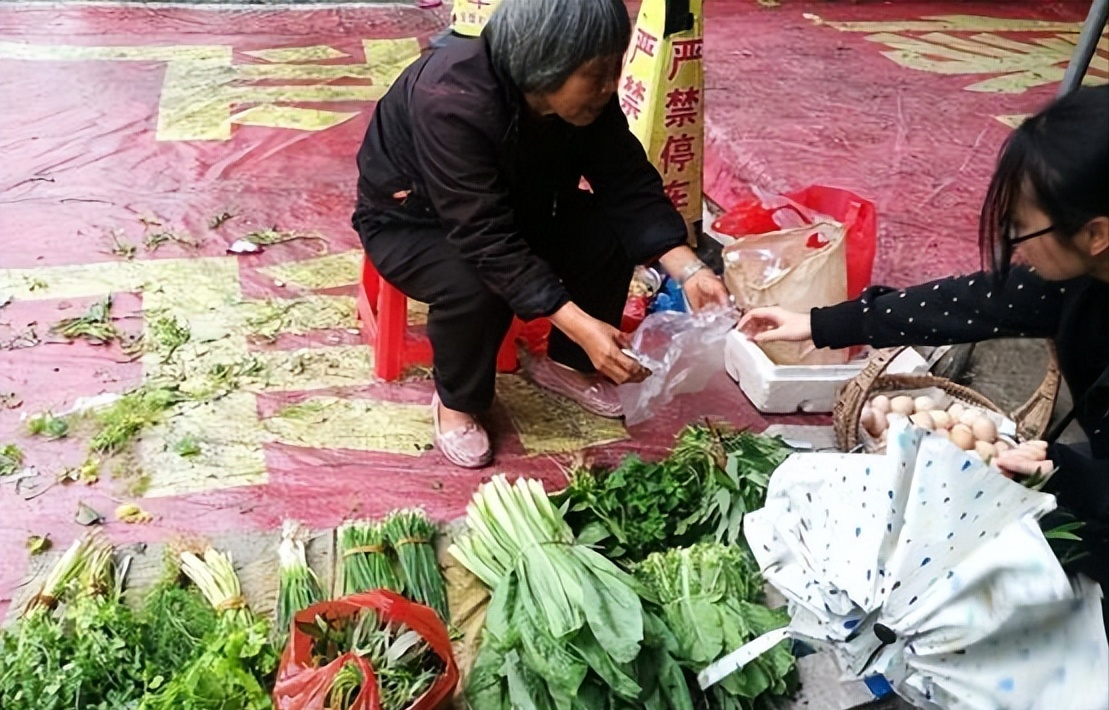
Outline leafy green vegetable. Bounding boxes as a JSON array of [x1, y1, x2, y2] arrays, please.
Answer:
[[307, 608, 444, 710], [636, 544, 797, 710], [52, 296, 120, 345], [559, 425, 792, 563], [451, 475, 694, 710], [138, 547, 278, 710]]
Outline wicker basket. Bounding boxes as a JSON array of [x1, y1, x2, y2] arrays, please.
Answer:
[[833, 345, 1061, 451]]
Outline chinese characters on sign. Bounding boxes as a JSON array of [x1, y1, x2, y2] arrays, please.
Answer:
[[620, 76, 647, 120], [630, 28, 659, 63], [617, 0, 705, 238]]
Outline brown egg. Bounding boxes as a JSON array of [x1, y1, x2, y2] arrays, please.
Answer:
[[972, 417, 998, 444], [914, 396, 938, 413], [947, 402, 966, 421], [959, 408, 981, 427], [871, 395, 891, 414], [871, 409, 889, 436], [909, 412, 935, 431], [930, 411, 953, 430], [861, 407, 877, 435], [890, 395, 915, 416], [950, 425, 975, 451]]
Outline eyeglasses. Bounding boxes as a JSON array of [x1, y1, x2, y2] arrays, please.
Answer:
[[992, 223, 1054, 277]]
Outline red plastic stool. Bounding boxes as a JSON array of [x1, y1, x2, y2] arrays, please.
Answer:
[[356, 254, 523, 381]]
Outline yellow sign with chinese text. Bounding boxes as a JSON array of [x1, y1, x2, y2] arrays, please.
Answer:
[[618, 0, 705, 241], [451, 0, 501, 38]]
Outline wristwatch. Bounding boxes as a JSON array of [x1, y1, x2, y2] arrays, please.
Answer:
[[676, 260, 707, 286]]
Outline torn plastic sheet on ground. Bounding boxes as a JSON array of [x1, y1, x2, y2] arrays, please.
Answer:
[[619, 305, 739, 426]]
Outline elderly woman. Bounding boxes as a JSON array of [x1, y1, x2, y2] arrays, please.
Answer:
[[353, 0, 729, 468]]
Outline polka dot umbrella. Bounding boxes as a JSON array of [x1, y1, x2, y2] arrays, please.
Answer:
[[699, 417, 1108, 710]]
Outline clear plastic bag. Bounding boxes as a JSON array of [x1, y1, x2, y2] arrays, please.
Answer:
[[618, 305, 739, 426]]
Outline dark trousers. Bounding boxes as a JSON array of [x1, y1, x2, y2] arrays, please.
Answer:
[[357, 193, 634, 413]]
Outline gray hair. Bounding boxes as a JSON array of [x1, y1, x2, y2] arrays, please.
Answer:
[[484, 0, 632, 94]]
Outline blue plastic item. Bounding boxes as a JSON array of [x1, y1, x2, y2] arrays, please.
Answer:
[[864, 674, 894, 698], [650, 276, 687, 313]]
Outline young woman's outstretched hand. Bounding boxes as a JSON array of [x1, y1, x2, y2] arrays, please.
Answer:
[[738, 307, 813, 343]]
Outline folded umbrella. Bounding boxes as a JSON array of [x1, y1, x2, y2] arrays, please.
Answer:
[[700, 418, 1108, 710]]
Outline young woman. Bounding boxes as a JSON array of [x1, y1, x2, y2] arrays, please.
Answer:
[[740, 84, 1108, 613], [353, 0, 729, 468]]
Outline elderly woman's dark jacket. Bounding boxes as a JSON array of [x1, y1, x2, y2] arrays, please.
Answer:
[[354, 34, 688, 321]]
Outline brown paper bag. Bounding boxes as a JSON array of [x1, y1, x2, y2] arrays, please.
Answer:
[[723, 220, 849, 365]]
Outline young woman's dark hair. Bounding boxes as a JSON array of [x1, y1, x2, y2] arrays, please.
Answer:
[[979, 84, 1109, 278]]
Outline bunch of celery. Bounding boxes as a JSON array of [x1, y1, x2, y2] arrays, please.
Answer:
[[450, 475, 693, 710]]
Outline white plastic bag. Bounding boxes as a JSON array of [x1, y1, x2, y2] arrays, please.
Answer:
[[618, 305, 739, 426]]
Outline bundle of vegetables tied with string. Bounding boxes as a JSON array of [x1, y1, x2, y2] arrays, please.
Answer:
[[558, 423, 793, 564], [385, 509, 449, 622], [275, 520, 324, 644], [139, 546, 278, 710], [0, 535, 150, 710], [340, 519, 402, 595], [450, 475, 694, 710]]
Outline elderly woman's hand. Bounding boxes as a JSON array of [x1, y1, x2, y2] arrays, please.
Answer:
[[550, 303, 650, 384], [682, 269, 731, 312]]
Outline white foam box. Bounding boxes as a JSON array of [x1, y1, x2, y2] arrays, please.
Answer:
[[724, 329, 929, 414]]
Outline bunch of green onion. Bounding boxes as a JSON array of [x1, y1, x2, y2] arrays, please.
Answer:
[[276, 520, 324, 641], [384, 509, 449, 621], [339, 519, 401, 595]]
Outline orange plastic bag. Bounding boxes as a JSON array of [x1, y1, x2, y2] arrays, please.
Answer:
[[272, 590, 459, 710], [712, 185, 876, 299]]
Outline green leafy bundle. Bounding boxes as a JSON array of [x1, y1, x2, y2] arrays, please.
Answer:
[[385, 509, 449, 621], [450, 475, 694, 710], [275, 520, 324, 642], [636, 544, 797, 710], [0, 536, 98, 710], [340, 519, 402, 595], [560, 425, 792, 563], [138, 548, 278, 710]]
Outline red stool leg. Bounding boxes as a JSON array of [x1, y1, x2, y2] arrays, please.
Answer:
[[496, 319, 521, 372]]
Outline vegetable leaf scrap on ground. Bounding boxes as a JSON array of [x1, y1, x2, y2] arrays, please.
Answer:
[[51, 295, 121, 345], [1, 443, 24, 476], [90, 385, 183, 455], [28, 411, 69, 439], [558, 424, 792, 563]]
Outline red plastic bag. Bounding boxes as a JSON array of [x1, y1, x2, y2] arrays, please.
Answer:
[[273, 590, 459, 710], [712, 185, 876, 299]]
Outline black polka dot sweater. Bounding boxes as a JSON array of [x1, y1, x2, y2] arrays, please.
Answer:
[[811, 265, 1108, 591]]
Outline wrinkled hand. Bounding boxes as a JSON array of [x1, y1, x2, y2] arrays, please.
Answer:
[[682, 269, 731, 312], [738, 307, 813, 343], [576, 318, 650, 385], [995, 440, 1053, 478]]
